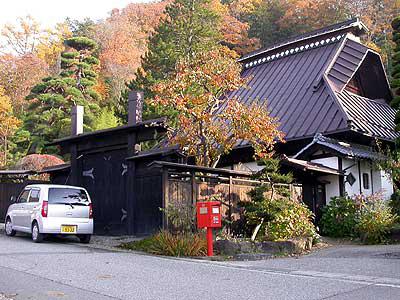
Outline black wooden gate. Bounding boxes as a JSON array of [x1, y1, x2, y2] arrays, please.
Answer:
[[81, 149, 128, 235]]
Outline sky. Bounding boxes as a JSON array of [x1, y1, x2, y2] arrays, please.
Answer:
[[0, 0, 150, 27]]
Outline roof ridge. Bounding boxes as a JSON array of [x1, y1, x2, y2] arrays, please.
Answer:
[[240, 18, 367, 62], [316, 134, 374, 150]]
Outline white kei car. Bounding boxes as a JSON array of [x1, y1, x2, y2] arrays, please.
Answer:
[[5, 184, 93, 243]]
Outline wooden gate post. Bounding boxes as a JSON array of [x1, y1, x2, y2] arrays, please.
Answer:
[[162, 169, 169, 230], [228, 176, 233, 233]]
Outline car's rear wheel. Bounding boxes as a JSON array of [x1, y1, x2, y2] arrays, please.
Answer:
[[78, 234, 91, 244], [5, 218, 16, 237], [31, 222, 43, 243]]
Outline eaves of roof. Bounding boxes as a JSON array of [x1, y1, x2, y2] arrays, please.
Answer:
[[240, 18, 367, 62], [48, 117, 167, 146], [294, 133, 385, 160], [281, 155, 343, 175]]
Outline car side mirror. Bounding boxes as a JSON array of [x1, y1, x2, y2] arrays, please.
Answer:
[[10, 196, 15, 203]]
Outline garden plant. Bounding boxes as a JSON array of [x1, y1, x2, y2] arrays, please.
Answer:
[[320, 192, 398, 244]]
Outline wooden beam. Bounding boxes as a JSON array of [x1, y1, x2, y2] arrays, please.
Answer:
[[191, 172, 196, 207], [162, 169, 169, 230], [358, 160, 362, 194], [126, 131, 137, 235], [70, 144, 79, 186], [338, 157, 345, 197]]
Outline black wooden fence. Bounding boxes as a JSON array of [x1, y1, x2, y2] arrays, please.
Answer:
[[0, 180, 47, 219]]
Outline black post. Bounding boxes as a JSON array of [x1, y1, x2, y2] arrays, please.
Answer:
[[358, 160, 362, 193], [126, 132, 137, 235], [338, 157, 344, 196], [70, 105, 84, 186], [128, 91, 143, 125]]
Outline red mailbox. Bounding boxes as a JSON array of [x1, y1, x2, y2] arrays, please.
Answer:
[[196, 201, 221, 256], [196, 201, 222, 228]]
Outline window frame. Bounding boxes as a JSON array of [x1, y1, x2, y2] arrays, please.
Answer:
[[362, 173, 370, 190], [17, 189, 30, 203], [28, 188, 41, 203]]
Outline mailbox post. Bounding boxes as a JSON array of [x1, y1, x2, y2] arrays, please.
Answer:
[[196, 201, 222, 256]]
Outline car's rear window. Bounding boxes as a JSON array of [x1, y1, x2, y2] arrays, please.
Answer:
[[48, 188, 89, 204]]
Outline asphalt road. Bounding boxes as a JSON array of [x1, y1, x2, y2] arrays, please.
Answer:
[[0, 233, 399, 300]]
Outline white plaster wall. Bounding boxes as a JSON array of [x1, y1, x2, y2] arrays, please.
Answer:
[[342, 159, 393, 199], [317, 174, 340, 204], [311, 157, 339, 204], [373, 169, 394, 200], [311, 157, 338, 169], [342, 159, 373, 197], [342, 158, 360, 196], [232, 162, 265, 173], [372, 168, 383, 193], [311, 157, 394, 202], [230, 157, 394, 202], [382, 172, 394, 200]]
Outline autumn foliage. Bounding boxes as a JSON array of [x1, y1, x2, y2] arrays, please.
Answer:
[[0, 87, 21, 167], [0, 1, 398, 166], [152, 47, 284, 167], [15, 154, 65, 172]]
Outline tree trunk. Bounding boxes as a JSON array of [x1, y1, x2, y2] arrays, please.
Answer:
[[3, 135, 7, 167]]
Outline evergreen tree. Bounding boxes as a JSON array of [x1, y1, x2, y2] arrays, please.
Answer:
[[121, 0, 221, 121], [391, 16, 400, 125], [24, 37, 101, 153]]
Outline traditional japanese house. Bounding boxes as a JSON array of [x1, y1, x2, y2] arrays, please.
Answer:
[[221, 18, 397, 218], [45, 18, 397, 232]]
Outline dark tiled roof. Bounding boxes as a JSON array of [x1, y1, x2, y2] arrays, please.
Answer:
[[39, 163, 71, 174], [326, 39, 368, 91], [148, 161, 253, 177], [336, 90, 399, 140], [126, 145, 184, 161], [294, 133, 384, 160], [48, 117, 166, 146], [0, 170, 36, 176], [230, 19, 396, 143], [230, 37, 348, 143]]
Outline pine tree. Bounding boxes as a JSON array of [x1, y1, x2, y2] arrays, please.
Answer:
[[121, 0, 221, 121], [24, 37, 101, 153], [391, 16, 400, 126]]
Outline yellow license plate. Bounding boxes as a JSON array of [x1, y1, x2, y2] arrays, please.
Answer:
[[61, 225, 77, 233]]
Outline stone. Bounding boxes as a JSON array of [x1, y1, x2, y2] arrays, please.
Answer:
[[239, 241, 255, 253], [214, 240, 241, 256]]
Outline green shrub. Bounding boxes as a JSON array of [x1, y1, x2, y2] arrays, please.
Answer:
[[120, 231, 207, 257], [357, 198, 398, 244], [320, 193, 398, 244], [320, 196, 357, 238], [389, 190, 400, 216], [265, 198, 316, 241], [240, 184, 316, 241]]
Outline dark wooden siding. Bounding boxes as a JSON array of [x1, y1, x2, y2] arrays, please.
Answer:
[[0, 180, 47, 219], [80, 149, 128, 235], [134, 175, 163, 236]]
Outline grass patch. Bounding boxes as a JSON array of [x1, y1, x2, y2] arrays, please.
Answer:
[[119, 231, 207, 257], [119, 237, 156, 252]]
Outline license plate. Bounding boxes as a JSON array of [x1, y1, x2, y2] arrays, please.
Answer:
[[61, 225, 77, 234]]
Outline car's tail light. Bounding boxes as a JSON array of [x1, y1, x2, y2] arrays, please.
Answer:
[[41, 201, 48, 217], [89, 203, 93, 219]]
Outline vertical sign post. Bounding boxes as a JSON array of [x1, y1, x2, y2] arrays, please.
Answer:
[[196, 201, 222, 257]]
